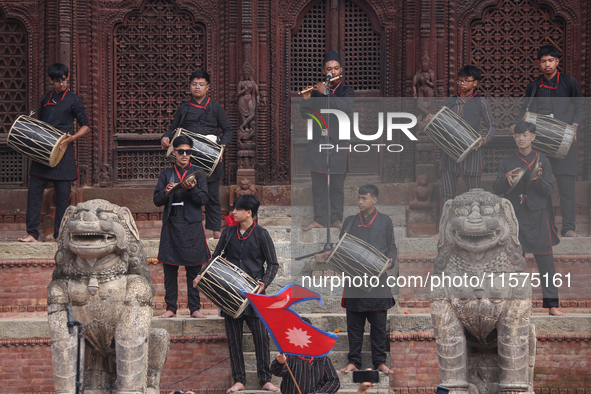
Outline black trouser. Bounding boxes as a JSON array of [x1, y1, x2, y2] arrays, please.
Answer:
[[163, 263, 202, 313], [547, 174, 576, 235], [26, 176, 71, 240], [346, 309, 388, 369], [224, 314, 271, 387], [533, 253, 559, 308], [311, 171, 346, 225], [206, 177, 221, 232]]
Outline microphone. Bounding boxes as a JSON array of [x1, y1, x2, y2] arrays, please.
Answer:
[[66, 306, 75, 335], [326, 72, 333, 82]]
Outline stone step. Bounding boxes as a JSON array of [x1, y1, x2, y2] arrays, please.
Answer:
[[0, 314, 589, 340], [258, 205, 407, 228], [1, 235, 590, 261], [244, 370, 390, 390], [243, 351, 389, 372], [235, 390, 379, 394]]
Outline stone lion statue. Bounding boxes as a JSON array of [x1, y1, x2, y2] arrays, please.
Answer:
[[430, 189, 535, 394], [47, 199, 170, 394]]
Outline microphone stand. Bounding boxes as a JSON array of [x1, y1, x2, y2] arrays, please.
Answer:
[[66, 306, 83, 394], [322, 72, 333, 252], [296, 73, 334, 260]]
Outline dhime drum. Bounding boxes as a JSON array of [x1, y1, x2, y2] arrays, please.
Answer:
[[326, 233, 390, 292], [424, 106, 483, 163], [166, 128, 224, 177], [523, 112, 574, 160], [196, 256, 260, 318], [7, 115, 68, 167]]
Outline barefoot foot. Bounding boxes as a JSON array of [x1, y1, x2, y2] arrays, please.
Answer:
[[549, 307, 565, 316], [191, 310, 206, 318], [261, 382, 280, 392], [340, 363, 359, 373], [159, 310, 176, 318], [376, 363, 393, 374], [18, 235, 37, 243], [226, 382, 245, 393]]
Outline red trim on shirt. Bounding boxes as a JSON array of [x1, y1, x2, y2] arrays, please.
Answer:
[[174, 163, 192, 183], [237, 223, 256, 240], [43, 88, 70, 107], [190, 97, 210, 109], [515, 150, 539, 170], [330, 80, 342, 94], [358, 210, 378, 228], [539, 72, 560, 90]]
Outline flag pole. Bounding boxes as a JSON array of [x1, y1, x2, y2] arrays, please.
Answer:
[[285, 362, 303, 394]]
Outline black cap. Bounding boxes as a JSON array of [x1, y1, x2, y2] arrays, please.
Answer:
[[323, 50, 342, 66]]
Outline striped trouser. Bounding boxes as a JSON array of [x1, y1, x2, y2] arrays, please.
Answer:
[[440, 171, 480, 218], [224, 314, 271, 386]]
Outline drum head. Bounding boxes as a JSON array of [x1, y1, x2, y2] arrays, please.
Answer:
[[47, 135, 69, 167], [456, 136, 483, 163], [166, 128, 183, 158], [424, 106, 482, 163]]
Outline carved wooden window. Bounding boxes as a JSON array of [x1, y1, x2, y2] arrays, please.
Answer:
[[0, 13, 28, 186], [290, 0, 382, 94], [113, 0, 205, 183], [290, 0, 384, 179], [470, 0, 566, 132]]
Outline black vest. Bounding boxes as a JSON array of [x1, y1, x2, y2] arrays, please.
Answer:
[[224, 224, 266, 282]]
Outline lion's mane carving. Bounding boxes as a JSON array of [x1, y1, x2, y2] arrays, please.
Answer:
[[430, 190, 535, 394], [47, 199, 169, 394]]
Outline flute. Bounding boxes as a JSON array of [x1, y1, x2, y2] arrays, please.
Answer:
[[297, 75, 343, 95]]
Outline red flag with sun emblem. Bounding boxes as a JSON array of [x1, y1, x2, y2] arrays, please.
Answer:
[[244, 284, 338, 357]]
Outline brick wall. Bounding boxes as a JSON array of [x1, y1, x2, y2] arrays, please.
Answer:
[[0, 260, 216, 315], [389, 333, 591, 390], [0, 337, 232, 393]]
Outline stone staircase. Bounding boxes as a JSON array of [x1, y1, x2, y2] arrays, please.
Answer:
[[0, 204, 590, 392], [240, 314, 390, 393]]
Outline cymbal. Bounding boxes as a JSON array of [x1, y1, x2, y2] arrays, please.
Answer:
[[163, 170, 200, 199]]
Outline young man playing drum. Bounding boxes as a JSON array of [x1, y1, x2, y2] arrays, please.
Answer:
[[195, 194, 280, 393], [154, 135, 210, 319], [429, 65, 497, 228], [337, 184, 397, 375], [161, 70, 233, 239], [300, 50, 355, 231], [493, 121, 564, 316], [18, 63, 90, 243], [514, 44, 584, 237]]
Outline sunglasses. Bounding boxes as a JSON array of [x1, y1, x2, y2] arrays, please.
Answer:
[[175, 149, 192, 156]]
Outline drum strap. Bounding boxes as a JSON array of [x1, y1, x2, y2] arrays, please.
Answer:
[[525, 84, 539, 113], [343, 218, 355, 234], [29, 92, 50, 116]]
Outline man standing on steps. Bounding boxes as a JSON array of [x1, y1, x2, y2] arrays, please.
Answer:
[[332, 184, 397, 375], [195, 195, 280, 393], [513, 44, 584, 237], [300, 50, 355, 232]]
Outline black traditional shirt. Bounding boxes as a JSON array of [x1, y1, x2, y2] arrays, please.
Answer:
[[492, 150, 559, 254], [517, 72, 584, 175], [300, 81, 355, 174], [270, 355, 340, 394], [340, 210, 397, 311], [162, 97, 233, 180], [209, 222, 279, 317], [30, 88, 89, 180], [440, 92, 497, 176]]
